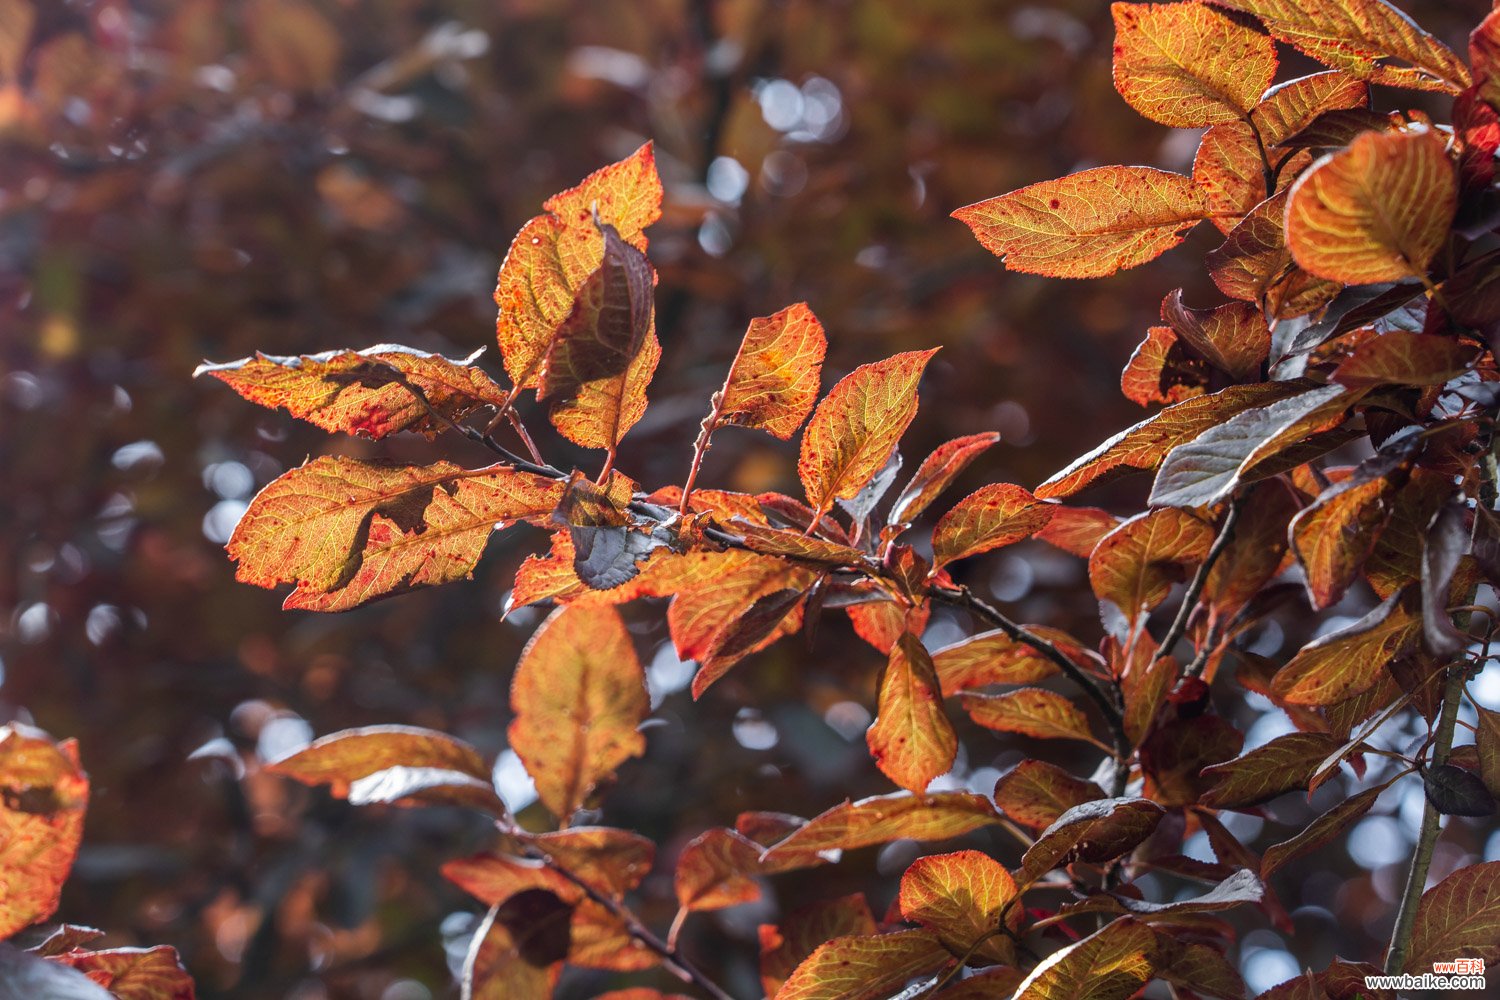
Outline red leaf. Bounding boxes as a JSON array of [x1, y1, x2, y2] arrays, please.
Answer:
[[889, 432, 1002, 526], [962, 689, 1105, 748], [49, 946, 195, 1000]]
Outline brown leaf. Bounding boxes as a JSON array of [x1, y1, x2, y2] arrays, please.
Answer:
[[1290, 476, 1397, 609], [931, 484, 1053, 568], [953, 167, 1210, 278], [47, 946, 195, 1000], [1261, 779, 1394, 875], [1089, 508, 1215, 620], [1200, 732, 1347, 808], [962, 689, 1104, 748], [461, 903, 560, 1000], [0, 726, 88, 938], [1010, 917, 1158, 1000], [0, 0, 34, 85], [1140, 714, 1245, 808], [774, 930, 953, 1000], [1018, 799, 1165, 886], [992, 760, 1106, 830], [1402, 860, 1500, 971], [1194, 119, 1273, 233], [759, 792, 1003, 866], [1285, 129, 1457, 284], [1207, 190, 1340, 315], [1161, 292, 1272, 381], [799, 350, 938, 518], [898, 850, 1022, 964], [1477, 707, 1500, 799], [716, 302, 828, 440], [759, 895, 877, 999], [1203, 478, 1301, 617], [674, 828, 763, 912], [508, 605, 648, 819], [1111, 1, 1276, 127], [244, 0, 340, 93], [889, 432, 1002, 526], [868, 634, 959, 793], [1331, 331, 1477, 388], [509, 827, 655, 896]]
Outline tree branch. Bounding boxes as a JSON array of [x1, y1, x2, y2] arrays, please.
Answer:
[[1162, 493, 1245, 674]]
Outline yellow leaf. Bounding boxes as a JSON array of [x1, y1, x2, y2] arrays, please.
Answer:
[[1011, 917, 1157, 1000], [867, 634, 958, 793], [898, 850, 1022, 964], [717, 302, 828, 440], [0, 725, 88, 938], [931, 483, 1053, 568], [1270, 597, 1420, 705], [759, 792, 1003, 866], [961, 689, 1104, 747], [1088, 508, 1215, 618], [774, 930, 952, 1000]]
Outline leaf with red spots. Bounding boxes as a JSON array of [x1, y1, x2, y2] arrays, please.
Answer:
[[867, 634, 958, 793], [953, 167, 1210, 278], [714, 302, 828, 440], [0, 725, 89, 938], [931, 484, 1053, 568]]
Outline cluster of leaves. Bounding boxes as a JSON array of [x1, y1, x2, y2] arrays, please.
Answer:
[[0, 724, 196, 998], [173, 1, 1500, 998]]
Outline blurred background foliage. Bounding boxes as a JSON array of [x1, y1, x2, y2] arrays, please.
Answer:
[[0, 0, 1495, 997]]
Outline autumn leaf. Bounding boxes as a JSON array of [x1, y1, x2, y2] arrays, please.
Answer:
[[442, 853, 577, 909], [1111, 2, 1276, 127], [931, 483, 1053, 568], [1331, 331, 1477, 387], [1140, 714, 1244, 808], [0, 947, 112, 1000], [1477, 707, 1500, 798], [714, 302, 828, 440], [674, 828, 763, 911], [1208, 0, 1470, 93], [1088, 508, 1215, 620], [867, 634, 958, 793], [0, 725, 89, 938], [847, 599, 930, 655], [538, 221, 659, 451], [1160, 292, 1271, 381], [758, 895, 877, 999], [1206, 190, 1339, 315], [898, 849, 1022, 964], [1202, 478, 1300, 616], [1153, 936, 1248, 1000], [461, 903, 560, 1000], [0, 0, 34, 85], [1261, 779, 1394, 875], [1121, 326, 1209, 407], [49, 946, 195, 1000], [759, 792, 1003, 866], [1199, 732, 1346, 808], [1018, 798, 1165, 886], [1402, 860, 1500, 971], [1036, 381, 1306, 499], [495, 143, 661, 390], [508, 605, 648, 819], [728, 520, 866, 565], [1285, 129, 1457, 285], [773, 930, 953, 1000], [1120, 643, 1176, 746], [1035, 506, 1121, 557], [1010, 917, 1158, 1000], [195, 345, 508, 440], [962, 688, 1105, 748], [799, 349, 938, 518], [930, 626, 1087, 696], [508, 827, 655, 896], [1193, 119, 1277, 233], [992, 760, 1105, 830], [1249, 71, 1369, 147], [888, 432, 1001, 526], [953, 167, 1210, 278], [1290, 475, 1397, 609], [228, 457, 564, 610], [264, 724, 505, 815]]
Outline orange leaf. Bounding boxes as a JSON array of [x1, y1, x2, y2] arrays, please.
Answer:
[[1208, 0, 1470, 93], [867, 634, 958, 792], [510, 826, 655, 896], [674, 828, 764, 911], [0, 0, 34, 85], [759, 792, 1003, 865], [728, 520, 866, 565], [1035, 506, 1121, 557], [992, 760, 1105, 830], [1120, 326, 1208, 408], [538, 222, 659, 451], [1331, 331, 1477, 387], [758, 895, 877, 999], [962, 689, 1103, 747], [1270, 596, 1420, 705], [1475, 10, 1500, 112], [1249, 71, 1369, 147], [0, 725, 88, 938], [799, 349, 938, 517], [1036, 381, 1305, 499], [1402, 860, 1500, 972], [1088, 508, 1215, 619], [1120, 643, 1176, 747], [898, 850, 1022, 964], [461, 903, 561, 1000], [1285, 129, 1457, 284], [195, 346, 508, 440], [847, 599, 930, 655], [716, 302, 828, 440], [1200, 732, 1346, 808], [1161, 292, 1271, 381], [930, 626, 1085, 696], [228, 457, 563, 609], [1290, 475, 1396, 609], [442, 853, 577, 907], [1111, 2, 1276, 127], [49, 946, 195, 1000], [1192, 120, 1271, 234], [774, 930, 953, 1000], [953, 167, 1209, 278], [1203, 478, 1301, 617], [1206, 190, 1340, 315], [264, 724, 504, 814], [508, 605, 648, 819], [889, 432, 1002, 526], [1010, 917, 1157, 1000], [495, 144, 661, 390], [931, 484, 1053, 568]]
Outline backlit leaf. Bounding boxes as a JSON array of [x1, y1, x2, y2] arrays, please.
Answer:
[[495, 144, 661, 389], [952, 167, 1210, 278], [1154, 936, 1248, 1000], [461, 903, 559, 1000], [510, 827, 655, 896], [0, 725, 88, 938], [868, 634, 959, 793], [442, 853, 576, 908], [759, 792, 1003, 865], [1289, 475, 1396, 609], [1249, 71, 1369, 147], [773, 930, 953, 1000], [1208, 0, 1470, 93], [931, 484, 1053, 568], [1120, 643, 1176, 746], [993, 760, 1105, 830], [674, 828, 763, 912], [1035, 506, 1121, 557], [847, 600, 930, 655], [1202, 478, 1301, 617], [930, 626, 1085, 696], [962, 689, 1103, 747], [1402, 860, 1500, 971], [195, 346, 508, 440], [716, 302, 828, 440], [1161, 292, 1271, 381], [1200, 732, 1346, 808], [50, 946, 195, 1000], [898, 849, 1022, 964], [799, 350, 938, 517], [1207, 190, 1340, 315], [1121, 326, 1209, 407], [758, 895, 877, 999], [1111, 1, 1276, 127], [1088, 508, 1215, 619], [1331, 331, 1476, 387], [1010, 917, 1157, 1000], [728, 520, 866, 566], [508, 605, 648, 819], [1194, 120, 1273, 233], [1285, 129, 1457, 284], [889, 432, 1002, 526]]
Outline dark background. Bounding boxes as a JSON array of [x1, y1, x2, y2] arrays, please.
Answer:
[[1, 1, 1495, 997]]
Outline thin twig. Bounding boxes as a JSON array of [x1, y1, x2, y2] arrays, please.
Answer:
[[1158, 493, 1245, 669]]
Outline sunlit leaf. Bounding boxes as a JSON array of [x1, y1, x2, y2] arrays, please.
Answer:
[[773, 930, 952, 1000], [889, 432, 1002, 526], [1120, 326, 1208, 407], [759, 792, 1003, 866], [674, 828, 763, 912], [1206, 190, 1340, 315], [509, 827, 655, 896], [962, 689, 1103, 747], [1290, 475, 1396, 609], [461, 903, 560, 1000], [1120, 642, 1176, 746], [930, 626, 1086, 696], [50, 945, 196, 1000], [1402, 860, 1500, 971], [868, 634, 958, 793], [931, 484, 1053, 568], [847, 599, 930, 655], [759, 895, 877, 999], [1111, 1, 1276, 127], [898, 849, 1022, 964], [1285, 129, 1457, 284], [1088, 508, 1215, 620], [1010, 917, 1157, 1000], [1194, 120, 1273, 233], [1250, 71, 1369, 147], [1018, 798, 1164, 886], [715, 302, 828, 440], [992, 760, 1105, 830], [509, 605, 647, 819], [953, 167, 1210, 278], [0, 725, 88, 939], [1200, 732, 1346, 808], [1202, 478, 1301, 617], [1035, 506, 1121, 557], [1161, 292, 1271, 381], [1331, 331, 1477, 387], [799, 349, 938, 517]]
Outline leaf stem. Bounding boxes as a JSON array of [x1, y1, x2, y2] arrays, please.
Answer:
[[1164, 493, 1245, 674], [680, 390, 726, 516]]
